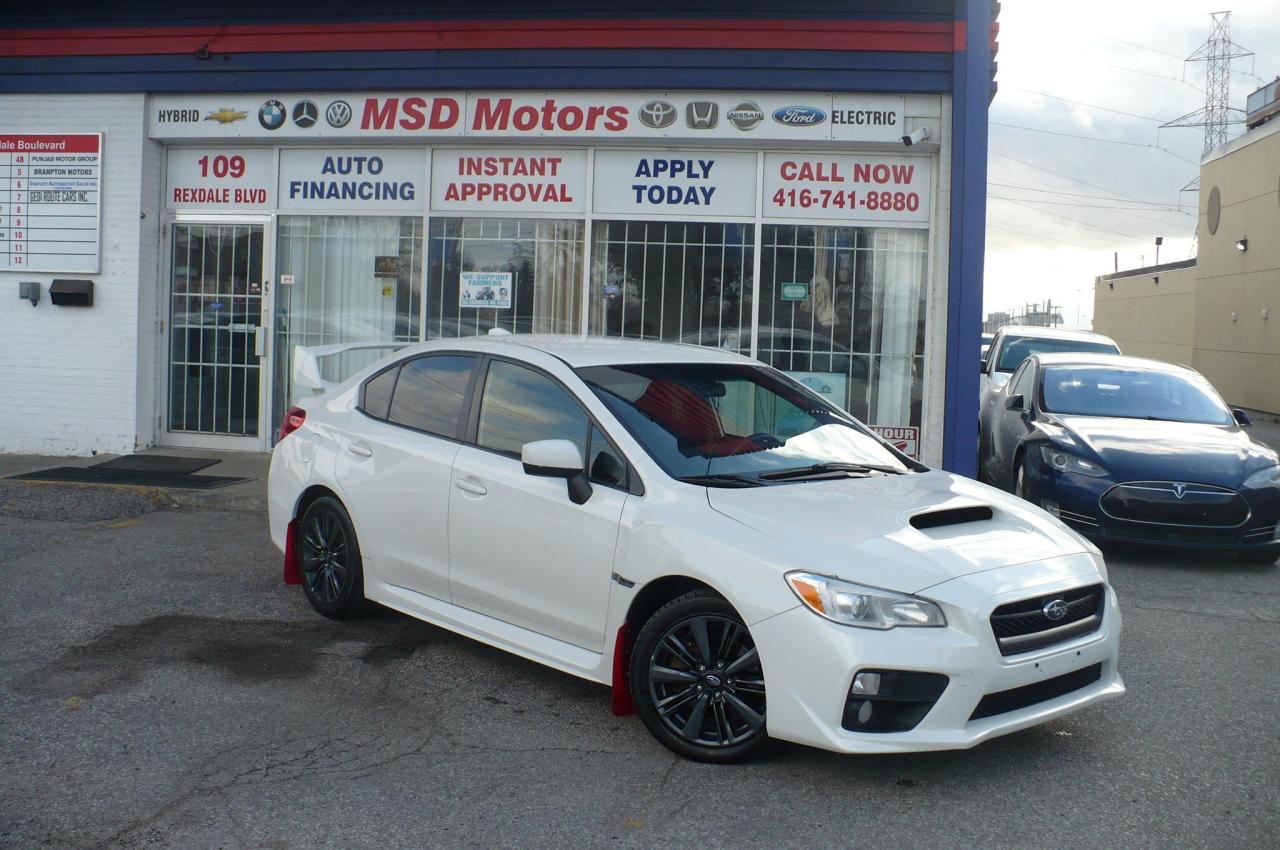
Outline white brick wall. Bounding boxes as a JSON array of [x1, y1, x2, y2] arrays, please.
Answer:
[[0, 94, 159, 456]]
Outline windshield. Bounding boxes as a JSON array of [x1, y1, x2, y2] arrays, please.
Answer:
[[577, 362, 913, 484], [996, 336, 1118, 372], [1041, 365, 1234, 425]]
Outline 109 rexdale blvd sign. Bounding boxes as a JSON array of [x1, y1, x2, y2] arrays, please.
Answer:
[[150, 91, 910, 144]]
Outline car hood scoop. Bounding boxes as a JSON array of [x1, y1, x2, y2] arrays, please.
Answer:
[[707, 470, 1090, 593]]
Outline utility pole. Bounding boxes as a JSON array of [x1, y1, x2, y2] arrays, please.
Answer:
[[1161, 11, 1254, 155]]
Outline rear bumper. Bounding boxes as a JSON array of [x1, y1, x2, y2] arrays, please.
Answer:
[[751, 565, 1123, 754]]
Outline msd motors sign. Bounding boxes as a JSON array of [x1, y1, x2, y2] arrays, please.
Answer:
[[149, 92, 911, 144]]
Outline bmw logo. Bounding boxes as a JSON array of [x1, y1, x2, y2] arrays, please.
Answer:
[[727, 101, 764, 131], [638, 100, 677, 130], [292, 100, 319, 128], [258, 99, 286, 130], [325, 100, 352, 128]]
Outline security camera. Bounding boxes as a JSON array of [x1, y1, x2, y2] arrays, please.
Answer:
[[901, 127, 932, 147]]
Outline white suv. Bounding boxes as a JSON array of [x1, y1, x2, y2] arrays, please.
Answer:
[[269, 334, 1123, 762]]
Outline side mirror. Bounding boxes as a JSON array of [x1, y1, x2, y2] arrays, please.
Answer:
[[1005, 394, 1025, 411], [521, 439, 593, 504], [1232, 408, 1252, 427], [979, 359, 987, 374]]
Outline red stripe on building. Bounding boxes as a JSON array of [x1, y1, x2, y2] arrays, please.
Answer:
[[0, 19, 957, 57]]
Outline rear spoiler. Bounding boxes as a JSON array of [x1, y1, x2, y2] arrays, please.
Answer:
[[292, 341, 411, 394]]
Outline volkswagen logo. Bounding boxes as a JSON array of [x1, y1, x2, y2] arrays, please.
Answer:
[[685, 101, 719, 130], [772, 105, 828, 127], [1042, 598, 1069, 621], [325, 100, 352, 128], [638, 100, 677, 129], [292, 100, 319, 128], [258, 99, 287, 130], [727, 101, 764, 131], [1173, 483, 1187, 499]]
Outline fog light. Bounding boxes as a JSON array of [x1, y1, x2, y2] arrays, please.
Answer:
[[1041, 499, 1060, 517], [856, 699, 873, 724], [851, 672, 881, 696]]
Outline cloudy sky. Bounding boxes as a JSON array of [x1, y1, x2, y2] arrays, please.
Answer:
[[985, 0, 1280, 328]]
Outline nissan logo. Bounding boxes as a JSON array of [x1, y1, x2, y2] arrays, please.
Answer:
[[772, 106, 827, 127], [638, 101, 677, 129], [1042, 599, 1069, 621], [727, 101, 764, 131]]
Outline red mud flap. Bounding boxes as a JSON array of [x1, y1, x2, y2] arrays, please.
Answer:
[[282, 519, 302, 585], [610, 622, 636, 716]]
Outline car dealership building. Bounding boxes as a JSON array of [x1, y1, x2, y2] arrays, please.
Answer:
[[0, 2, 995, 471]]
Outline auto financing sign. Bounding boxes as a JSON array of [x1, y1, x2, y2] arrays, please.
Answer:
[[149, 92, 913, 144]]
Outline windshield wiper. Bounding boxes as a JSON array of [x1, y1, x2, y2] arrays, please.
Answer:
[[758, 462, 904, 481], [677, 473, 765, 488]]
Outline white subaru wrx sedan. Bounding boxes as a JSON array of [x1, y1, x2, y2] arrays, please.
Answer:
[[268, 335, 1123, 763]]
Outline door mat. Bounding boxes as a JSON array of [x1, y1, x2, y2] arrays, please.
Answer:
[[92, 455, 220, 475], [7, 466, 248, 490]]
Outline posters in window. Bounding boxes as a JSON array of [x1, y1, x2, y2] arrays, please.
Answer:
[[787, 371, 848, 411], [460, 271, 513, 309], [869, 425, 919, 459]]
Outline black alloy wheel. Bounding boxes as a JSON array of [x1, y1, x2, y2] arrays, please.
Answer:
[[631, 590, 768, 763], [298, 496, 369, 619]]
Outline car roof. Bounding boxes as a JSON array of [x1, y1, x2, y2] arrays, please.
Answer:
[[400, 333, 756, 368], [1031, 352, 1196, 373], [994, 325, 1117, 344]]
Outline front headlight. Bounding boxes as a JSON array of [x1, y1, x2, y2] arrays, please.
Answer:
[[785, 572, 946, 629], [1242, 465, 1280, 489], [1040, 445, 1109, 478]]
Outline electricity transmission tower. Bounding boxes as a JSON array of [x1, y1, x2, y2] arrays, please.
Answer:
[[1161, 11, 1254, 155]]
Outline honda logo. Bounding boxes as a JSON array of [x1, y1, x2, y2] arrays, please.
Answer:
[[685, 101, 719, 130]]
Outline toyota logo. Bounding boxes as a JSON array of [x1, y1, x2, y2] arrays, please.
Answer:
[[292, 100, 319, 128], [1042, 598, 1069, 621], [325, 100, 352, 128], [638, 101, 677, 129]]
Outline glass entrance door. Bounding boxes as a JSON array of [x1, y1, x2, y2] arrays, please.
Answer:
[[167, 222, 266, 446]]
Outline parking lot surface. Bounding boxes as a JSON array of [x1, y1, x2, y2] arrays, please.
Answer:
[[1, 480, 1277, 849]]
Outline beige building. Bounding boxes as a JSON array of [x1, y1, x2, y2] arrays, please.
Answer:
[[1094, 98, 1280, 415]]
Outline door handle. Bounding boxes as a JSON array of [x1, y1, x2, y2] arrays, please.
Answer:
[[454, 477, 488, 496], [347, 442, 373, 458], [253, 326, 266, 357]]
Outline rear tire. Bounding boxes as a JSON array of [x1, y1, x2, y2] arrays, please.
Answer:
[[630, 590, 768, 764], [297, 496, 370, 619]]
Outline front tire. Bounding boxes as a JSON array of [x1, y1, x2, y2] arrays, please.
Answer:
[[1014, 453, 1032, 500], [297, 496, 369, 619], [630, 590, 768, 763]]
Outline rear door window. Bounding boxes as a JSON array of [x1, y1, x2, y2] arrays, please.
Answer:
[[387, 355, 476, 439]]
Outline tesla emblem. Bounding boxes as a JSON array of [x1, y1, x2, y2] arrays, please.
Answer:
[[1173, 483, 1187, 499], [1042, 599, 1068, 621]]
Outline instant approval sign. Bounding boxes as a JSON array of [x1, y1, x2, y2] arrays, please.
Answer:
[[592, 150, 755, 217], [430, 148, 587, 214], [278, 148, 423, 211]]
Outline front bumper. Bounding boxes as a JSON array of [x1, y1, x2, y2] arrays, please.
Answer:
[[751, 559, 1123, 754]]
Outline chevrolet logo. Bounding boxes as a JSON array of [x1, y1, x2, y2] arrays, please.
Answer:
[[204, 108, 248, 124]]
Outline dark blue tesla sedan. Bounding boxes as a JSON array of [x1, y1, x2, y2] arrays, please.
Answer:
[[979, 353, 1280, 562]]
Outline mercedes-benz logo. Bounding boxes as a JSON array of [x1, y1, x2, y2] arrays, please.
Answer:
[[638, 100, 677, 129], [1042, 598, 1069, 621], [292, 100, 319, 128], [258, 99, 286, 130], [325, 100, 352, 128]]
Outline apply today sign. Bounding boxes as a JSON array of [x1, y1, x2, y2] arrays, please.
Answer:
[[592, 150, 756, 218]]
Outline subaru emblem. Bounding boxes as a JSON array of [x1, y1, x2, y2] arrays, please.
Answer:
[[1042, 599, 1069, 621], [292, 100, 319, 128], [727, 101, 764, 131], [325, 100, 352, 128], [772, 105, 828, 127], [638, 101, 677, 129], [258, 99, 287, 130], [686, 101, 719, 130]]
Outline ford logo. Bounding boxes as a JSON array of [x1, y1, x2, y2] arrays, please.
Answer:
[[772, 106, 827, 126]]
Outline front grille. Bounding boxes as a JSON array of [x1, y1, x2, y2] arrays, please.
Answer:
[[1058, 508, 1101, 530], [990, 584, 1104, 656], [1100, 481, 1249, 528], [1242, 524, 1277, 543], [969, 663, 1103, 721]]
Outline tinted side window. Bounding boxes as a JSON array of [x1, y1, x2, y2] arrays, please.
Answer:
[[361, 366, 398, 420], [477, 361, 588, 458], [1010, 362, 1035, 401], [388, 355, 476, 438], [588, 425, 626, 488]]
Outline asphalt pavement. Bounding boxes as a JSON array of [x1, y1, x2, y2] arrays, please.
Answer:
[[0, 479, 1276, 849]]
